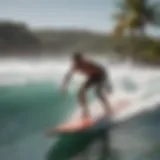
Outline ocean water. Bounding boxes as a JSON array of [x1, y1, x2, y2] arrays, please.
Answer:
[[0, 57, 160, 160]]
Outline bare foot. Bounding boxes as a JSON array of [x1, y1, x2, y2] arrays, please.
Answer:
[[81, 114, 91, 121]]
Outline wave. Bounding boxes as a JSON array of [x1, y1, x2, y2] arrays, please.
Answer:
[[0, 58, 160, 160], [0, 82, 77, 146], [48, 104, 160, 160]]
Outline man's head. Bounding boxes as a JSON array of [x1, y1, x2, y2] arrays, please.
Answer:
[[72, 52, 84, 63]]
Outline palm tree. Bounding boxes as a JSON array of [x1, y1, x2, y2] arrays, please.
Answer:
[[113, 0, 160, 36], [112, 0, 160, 62]]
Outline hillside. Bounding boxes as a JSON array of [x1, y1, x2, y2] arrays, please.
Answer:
[[0, 21, 159, 65], [34, 29, 114, 53]]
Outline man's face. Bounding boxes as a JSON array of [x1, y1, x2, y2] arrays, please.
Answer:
[[72, 56, 82, 64], [73, 59, 80, 64]]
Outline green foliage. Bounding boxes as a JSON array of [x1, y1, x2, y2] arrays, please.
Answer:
[[0, 20, 159, 65], [34, 29, 114, 53], [113, 0, 160, 36], [142, 40, 160, 64], [112, 0, 160, 65]]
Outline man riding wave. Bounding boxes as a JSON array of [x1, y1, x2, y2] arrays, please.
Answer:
[[61, 52, 113, 120]]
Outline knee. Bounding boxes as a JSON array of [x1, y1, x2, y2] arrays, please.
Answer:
[[78, 88, 85, 99]]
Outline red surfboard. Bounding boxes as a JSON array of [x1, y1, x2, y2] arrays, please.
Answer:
[[46, 99, 131, 136], [46, 118, 96, 136]]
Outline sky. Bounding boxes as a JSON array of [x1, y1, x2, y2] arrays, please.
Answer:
[[0, 0, 159, 36]]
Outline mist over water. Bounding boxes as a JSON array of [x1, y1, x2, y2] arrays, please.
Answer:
[[0, 56, 160, 160]]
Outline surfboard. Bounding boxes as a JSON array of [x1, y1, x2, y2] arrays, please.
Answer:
[[46, 99, 131, 160], [47, 117, 112, 160], [46, 99, 131, 136], [47, 118, 96, 136], [46, 116, 112, 136]]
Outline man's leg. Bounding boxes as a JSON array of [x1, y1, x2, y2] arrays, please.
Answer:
[[96, 87, 113, 117], [78, 79, 93, 119]]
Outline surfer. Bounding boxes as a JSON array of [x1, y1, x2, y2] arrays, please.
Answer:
[[61, 52, 113, 119]]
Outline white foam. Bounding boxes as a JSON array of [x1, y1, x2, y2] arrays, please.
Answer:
[[68, 62, 160, 124]]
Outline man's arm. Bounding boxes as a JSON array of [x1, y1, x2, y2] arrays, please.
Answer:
[[61, 66, 76, 92], [105, 70, 113, 94]]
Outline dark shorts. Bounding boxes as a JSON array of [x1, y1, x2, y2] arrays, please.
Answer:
[[83, 71, 106, 94]]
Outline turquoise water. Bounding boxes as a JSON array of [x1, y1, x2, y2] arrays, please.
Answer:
[[0, 82, 77, 160], [0, 58, 160, 160], [47, 106, 160, 160], [1, 82, 159, 160]]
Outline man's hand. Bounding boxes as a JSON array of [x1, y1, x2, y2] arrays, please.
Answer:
[[61, 66, 75, 93], [61, 84, 67, 93]]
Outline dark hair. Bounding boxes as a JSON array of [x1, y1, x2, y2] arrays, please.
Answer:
[[72, 52, 83, 62]]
